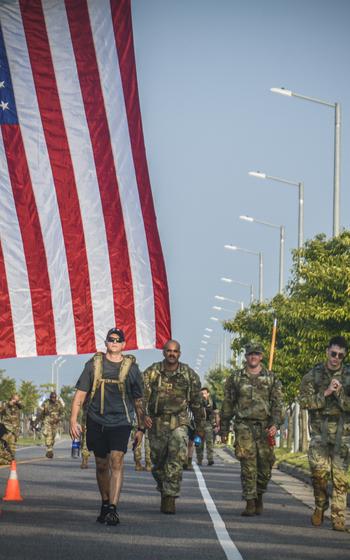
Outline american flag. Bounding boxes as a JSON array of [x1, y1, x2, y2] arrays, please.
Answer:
[[0, 0, 171, 358]]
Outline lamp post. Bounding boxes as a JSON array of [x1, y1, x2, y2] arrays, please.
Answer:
[[56, 359, 66, 394], [51, 356, 63, 387], [224, 244, 263, 303], [271, 87, 341, 237], [240, 215, 285, 294], [221, 277, 254, 303], [249, 171, 303, 251], [214, 295, 244, 311]]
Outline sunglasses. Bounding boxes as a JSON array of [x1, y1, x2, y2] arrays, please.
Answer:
[[329, 350, 345, 360], [247, 352, 262, 356], [107, 336, 122, 343]]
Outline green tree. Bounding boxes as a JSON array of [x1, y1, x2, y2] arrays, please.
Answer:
[[0, 370, 17, 402], [19, 381, 40, 415], [60, 385, 75, 421], [205, 365, 231, 407]]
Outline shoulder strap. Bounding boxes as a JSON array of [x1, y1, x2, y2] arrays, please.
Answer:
[[89, 352, 104, 403]]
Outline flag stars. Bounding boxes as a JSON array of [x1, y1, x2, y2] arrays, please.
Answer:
[[0, 81, 5, 88], [0, 100, 9, 111]]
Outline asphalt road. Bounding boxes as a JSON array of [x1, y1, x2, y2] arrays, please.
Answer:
[[0, 441, 348, 560]]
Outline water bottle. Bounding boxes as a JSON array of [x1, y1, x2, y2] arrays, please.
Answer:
[[71, 438, 81, 458], [193, 435, 202, 447]]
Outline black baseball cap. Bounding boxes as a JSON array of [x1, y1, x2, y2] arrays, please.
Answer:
[[106, 328, 125, 342]]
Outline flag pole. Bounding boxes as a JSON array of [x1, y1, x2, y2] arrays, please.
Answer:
[[268, 318, 277, 370]]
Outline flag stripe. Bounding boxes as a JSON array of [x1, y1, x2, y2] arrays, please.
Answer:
[[41, 0, 118, 350], [90, 0, 157, 348], [0, 239, 15, 358], [1, 3, 78, 356], [65, 0, 137, 348], [0, 232, 16, 359], [1, 123, 55, 355], [20, 0, 96, 354], [111, 0, 171, 347], [0, 138, 36, 358]]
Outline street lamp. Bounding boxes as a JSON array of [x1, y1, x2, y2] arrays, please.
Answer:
[[271, 87, 341, 237], [224, 244, 263, 302], [221, 277, 254, 303], [51, 356, 63, 387], [214, 295, 244, 311], [205, 328, 213, 332], [249, 171, 304, 251], [240, 215, 285, 294], [210, 316, 219, 322], [56, 359, 66, 394]]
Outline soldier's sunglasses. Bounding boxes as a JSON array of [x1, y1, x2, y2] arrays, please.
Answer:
[[107, 336, 122, 343], [330, 350, 345, 360]]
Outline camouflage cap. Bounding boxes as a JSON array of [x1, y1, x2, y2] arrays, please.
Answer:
[[245, 342, 264, 355]]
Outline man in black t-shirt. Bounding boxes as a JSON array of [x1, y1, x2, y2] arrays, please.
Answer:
[[70, 328, 146, 526]]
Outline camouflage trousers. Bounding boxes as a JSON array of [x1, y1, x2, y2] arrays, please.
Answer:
[[80, 424, 90, 462], [196, 422, 214, 463], [134, 431, 151, 465], [308, 436, 350, 525], [42, 421, 58, 452], [234, 421, 275, 500], [148, 422, 188, 497], [0, 431, 15, 465]]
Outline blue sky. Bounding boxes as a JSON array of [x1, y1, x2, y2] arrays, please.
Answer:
[[1, 0, 350, 388]]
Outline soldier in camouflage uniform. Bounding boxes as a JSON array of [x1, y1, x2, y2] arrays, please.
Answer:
[[144, 339, 205, 514], [300, 336, 350, 532], [132, 426, 151, 471], [38, 391, 64, 458], [0, 394, 22, 465], [220, 342, 284, 516], [196, 387, 219, 466]]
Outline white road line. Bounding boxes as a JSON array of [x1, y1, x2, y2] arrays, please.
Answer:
[[193, 462, 244, 560]]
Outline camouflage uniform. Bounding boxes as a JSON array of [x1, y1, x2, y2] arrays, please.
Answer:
[[221, 367, 284, 500], [39, 398, 64, 456], [132, 426, 151, 470], [0, 399, 22, 464], [300, 363, 350, 527], [196, 394, 218, 465], [144, 361, 205, 498]]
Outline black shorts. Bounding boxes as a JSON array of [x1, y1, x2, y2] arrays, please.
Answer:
[[86, 416, 131, 458]]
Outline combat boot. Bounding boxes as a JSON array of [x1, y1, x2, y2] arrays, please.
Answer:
[[135, 461, 143, 471], [255, 494, 263, 515], [311, 507, 325, 527], [241, 499, 256, 517], [161, 495, 176, 514], [145, 461, 152, 472], [187, 457, 193, 471], [332, 519, 346, 532], [208, 460, 214, 466], [46, 450, 53, 459]]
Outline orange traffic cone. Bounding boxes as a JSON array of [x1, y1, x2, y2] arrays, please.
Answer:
[[3, 460, 23, 501]]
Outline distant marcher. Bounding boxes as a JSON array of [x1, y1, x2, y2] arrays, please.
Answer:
[[220, 342, 284, 516], [196, 387, 219, 466], [143, 340, 205, 514], [300, 336, 350, 532], [70, 328, 146, 526], [0, 394, 22, 464], [37, 391, 64, 458]]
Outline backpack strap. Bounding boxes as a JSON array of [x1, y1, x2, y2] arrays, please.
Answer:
[[90, 353, 135, 419]]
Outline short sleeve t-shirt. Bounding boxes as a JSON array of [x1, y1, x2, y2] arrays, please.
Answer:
[[76, 355, 143, 427]]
